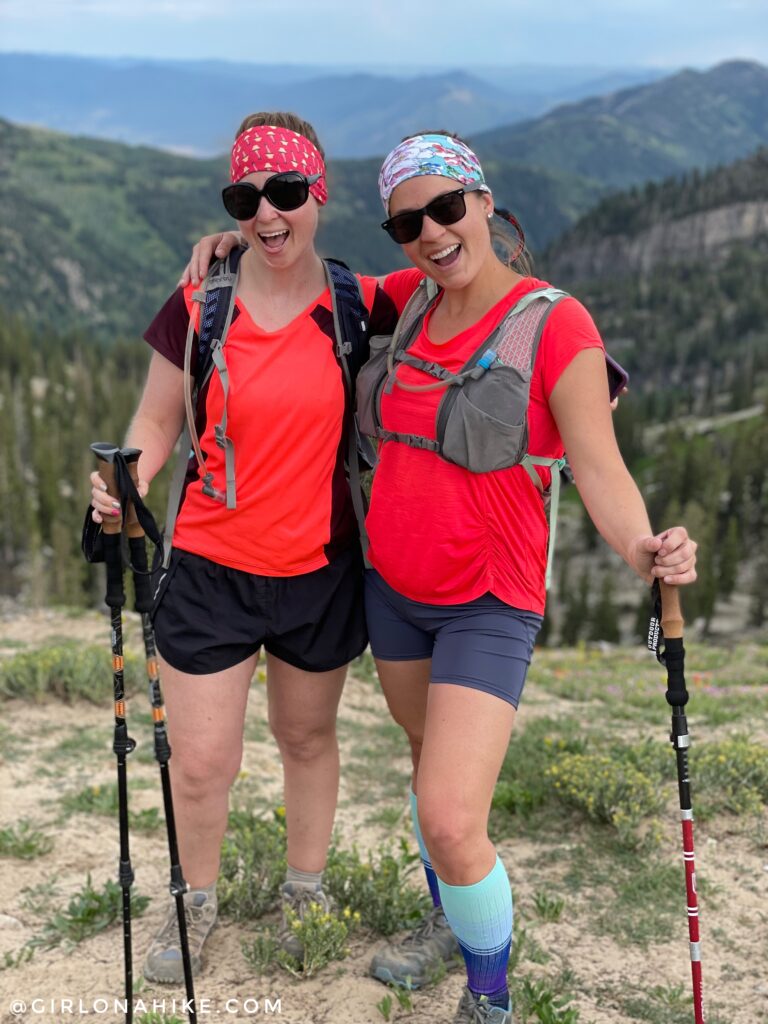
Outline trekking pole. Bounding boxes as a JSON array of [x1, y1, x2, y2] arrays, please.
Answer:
[[121, 448, 197, 1024], [653, 581, 705, 1024], [90, 442, 137, 1024]]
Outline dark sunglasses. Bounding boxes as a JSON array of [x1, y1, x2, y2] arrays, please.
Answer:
[[222, 171, 321, 220], [381, 182, 487, 244]]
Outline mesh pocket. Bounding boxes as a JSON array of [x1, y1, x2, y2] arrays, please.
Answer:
[[356, 334, 392, 438], [441, 366, 530, 473]]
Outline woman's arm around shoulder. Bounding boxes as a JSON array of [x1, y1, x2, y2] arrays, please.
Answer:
[[375, 267, 426, 315]]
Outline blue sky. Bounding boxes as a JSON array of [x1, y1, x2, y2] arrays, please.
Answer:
[[1, 0, 766, 68]]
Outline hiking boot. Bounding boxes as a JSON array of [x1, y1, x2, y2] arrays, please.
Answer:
[[143, 891, 217, 984], [452, 988, 514, 1023], [278, 883, 332, 961], [369, 905, 461, 989]]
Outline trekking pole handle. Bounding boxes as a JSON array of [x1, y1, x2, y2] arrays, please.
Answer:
[[122, 448, 145, 541], [91, 443, 123, 536], [90, 443, 125, 609], [659, 582, 684, 640]]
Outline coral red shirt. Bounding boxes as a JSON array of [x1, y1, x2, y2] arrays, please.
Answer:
[[372, 268, 604, 613], [145, 275, 397, 575]]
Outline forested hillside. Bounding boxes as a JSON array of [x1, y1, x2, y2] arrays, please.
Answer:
[[540, 150, 768, 638]]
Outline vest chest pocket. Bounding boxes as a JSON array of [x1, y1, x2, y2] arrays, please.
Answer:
[[356, 334, 393, 439], [440, 365, 531, 473]]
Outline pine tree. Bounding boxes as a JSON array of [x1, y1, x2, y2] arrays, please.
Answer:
[[560, 570, 590, 646], [589, 574, 621, 643]]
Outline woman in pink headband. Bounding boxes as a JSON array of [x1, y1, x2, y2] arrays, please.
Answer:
[[186, 130, 697, 1023], [89, 111, 402, 984]]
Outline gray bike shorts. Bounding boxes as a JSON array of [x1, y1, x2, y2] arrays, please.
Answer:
[[364, 569, 542, 708]]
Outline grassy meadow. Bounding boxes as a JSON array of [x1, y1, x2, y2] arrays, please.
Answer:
[[0, 611, 766, 1023]]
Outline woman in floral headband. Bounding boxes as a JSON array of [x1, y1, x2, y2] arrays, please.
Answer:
[[187, 130, 697, 1021], [89, 111, 401, 983], [365, 133, 696, 1023]]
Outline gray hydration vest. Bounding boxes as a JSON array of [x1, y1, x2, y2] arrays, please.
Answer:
[[356, 279, 570, 588]]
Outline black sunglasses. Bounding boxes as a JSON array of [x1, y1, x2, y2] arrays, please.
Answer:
[[222, 171, 321, 220], [381, 183, 487, 244]]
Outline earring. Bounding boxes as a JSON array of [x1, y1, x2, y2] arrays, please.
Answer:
[[487, 212, 493, 220]]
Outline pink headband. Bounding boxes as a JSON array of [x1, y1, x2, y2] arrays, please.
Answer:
[[230, 125, 328, 205]]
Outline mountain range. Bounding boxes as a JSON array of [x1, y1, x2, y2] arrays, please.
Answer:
[[473, 60, 768, 188], [0, 53, 667, 159], [1, 59, 768, 340]]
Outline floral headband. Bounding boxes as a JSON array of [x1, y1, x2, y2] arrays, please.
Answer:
[[378, 133, 489, 212]]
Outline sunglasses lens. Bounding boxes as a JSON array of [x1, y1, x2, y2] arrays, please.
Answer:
[[383, 190, 470, 244], [222, 184, 260, 220], [222, 173, 312, 220], [264, 172, 310, 211], [385, 212, 423, 244], [428, 191, 467, 226]]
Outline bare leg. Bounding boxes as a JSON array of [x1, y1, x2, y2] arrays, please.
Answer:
[[266, 654, 347, 872], [374, 657, 432, 785], [417, 683, 517, 884], [161, 653, 258, 888]]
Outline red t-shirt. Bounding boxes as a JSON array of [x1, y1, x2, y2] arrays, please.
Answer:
[[145, 276, 397, 575], [372, 268, 604, 613]]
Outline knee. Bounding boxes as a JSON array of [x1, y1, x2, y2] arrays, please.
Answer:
[[170, 741, 242, 798], [418, 798, 482, 871], [269, 715, 336, 764]]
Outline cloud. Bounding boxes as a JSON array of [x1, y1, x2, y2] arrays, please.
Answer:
[[0, 0, 765, 65]]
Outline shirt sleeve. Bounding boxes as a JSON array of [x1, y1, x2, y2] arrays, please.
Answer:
[[143, 286, 196, 371], [382, 268, 426, 315], [538, 296, 605, 401], [357, 275, 400, 336]]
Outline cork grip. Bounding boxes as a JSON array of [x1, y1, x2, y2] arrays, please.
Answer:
[[660, 582, 684, 640]]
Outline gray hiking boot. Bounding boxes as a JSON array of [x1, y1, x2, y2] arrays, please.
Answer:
[[453, 988, 514, 1024], [143, 891, 217, 984], [278, 883, 332, 961], [369, 905, 461, 989]]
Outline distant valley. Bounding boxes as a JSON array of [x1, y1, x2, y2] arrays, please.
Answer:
[[0, 53, 667, 158]]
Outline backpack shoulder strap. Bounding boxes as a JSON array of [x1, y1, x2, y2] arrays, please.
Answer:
[[323, 258, 376, 561], [161, 247, 245, 566], [323, 258, 369, 380], [384, 276, 440, 383], [194, 244, 247, 389]]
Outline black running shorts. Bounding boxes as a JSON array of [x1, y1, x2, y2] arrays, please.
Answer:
[[151, 545, 367, 675]]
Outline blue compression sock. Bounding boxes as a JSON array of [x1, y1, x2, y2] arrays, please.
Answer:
[[437, 855, 513, 1008], [409, 788, 442, 908]]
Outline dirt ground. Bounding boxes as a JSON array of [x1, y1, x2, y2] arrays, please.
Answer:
[[1, 609, 766, 1024]]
